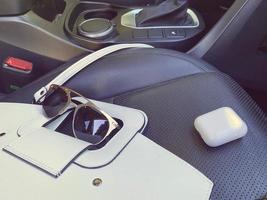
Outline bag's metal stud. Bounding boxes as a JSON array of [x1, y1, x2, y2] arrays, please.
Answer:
[[92, 178, 102, 187], [0, 132, 6, 137]]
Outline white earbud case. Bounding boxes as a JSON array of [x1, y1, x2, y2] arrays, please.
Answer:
[[194, 107, 248, 147]]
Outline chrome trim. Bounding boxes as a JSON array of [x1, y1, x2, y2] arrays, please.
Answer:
[[77, 18, 114, 39], [121, 8, 199, 29]]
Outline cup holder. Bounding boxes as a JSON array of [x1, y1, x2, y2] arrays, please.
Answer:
[[77, 18, 115, 39], [76, 10, 117, 39]]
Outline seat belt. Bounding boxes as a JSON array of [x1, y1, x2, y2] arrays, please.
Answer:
[[33, 43, 153, 103]]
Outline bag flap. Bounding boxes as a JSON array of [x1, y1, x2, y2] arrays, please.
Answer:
[[3, 127, 89, 177]]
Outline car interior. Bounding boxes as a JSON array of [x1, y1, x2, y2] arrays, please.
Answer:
[[0, 0, 267, 199]]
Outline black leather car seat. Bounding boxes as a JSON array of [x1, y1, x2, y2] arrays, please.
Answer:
[[2, 48, 267, 199], [1, 48, 216, 103], [0, 93, 5, 99]]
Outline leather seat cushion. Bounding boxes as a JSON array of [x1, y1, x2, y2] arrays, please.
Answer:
[[1, 48, 216, 103], [109, 72, 267, 200]]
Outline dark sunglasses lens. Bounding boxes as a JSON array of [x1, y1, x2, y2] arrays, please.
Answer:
[[73, 106, 109, 144], [43, 86, 68, 117]]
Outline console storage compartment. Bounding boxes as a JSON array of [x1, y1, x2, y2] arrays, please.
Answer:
[[65, 1, 205, 51]]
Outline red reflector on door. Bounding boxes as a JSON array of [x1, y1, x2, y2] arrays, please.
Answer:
[[4, 57, 33, 72]]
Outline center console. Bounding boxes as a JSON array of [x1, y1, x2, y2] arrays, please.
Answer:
[[65, 0, 205, 50], [0, 0, 207, 94]]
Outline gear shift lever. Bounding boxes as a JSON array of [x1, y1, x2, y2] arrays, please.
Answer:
[[136, 0, 188, 27]]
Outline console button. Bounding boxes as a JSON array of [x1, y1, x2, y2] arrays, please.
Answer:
[[132, 30, 148, 39], [148, 29, 163, 39], [164, 29, 185, 39]]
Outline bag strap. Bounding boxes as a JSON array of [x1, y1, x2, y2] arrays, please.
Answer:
[[34, 43, 153, 102]]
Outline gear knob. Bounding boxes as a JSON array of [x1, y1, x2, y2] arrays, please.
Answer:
[[136, 0, 189, 27]]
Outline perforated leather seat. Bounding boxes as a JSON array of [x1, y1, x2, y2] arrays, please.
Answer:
[[2, 47, 267, 199]]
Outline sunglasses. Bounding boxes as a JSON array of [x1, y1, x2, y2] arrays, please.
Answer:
[[38, 84, 119, 145]]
